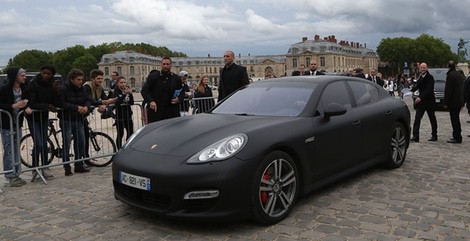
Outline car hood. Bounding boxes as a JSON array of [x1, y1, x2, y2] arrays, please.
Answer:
[[129, 113, 298, 156]]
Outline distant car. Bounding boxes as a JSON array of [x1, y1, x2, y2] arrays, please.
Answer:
[[112, 75, 411, 224], [412, 68, 447, 110], [0, 74, 7, 88]]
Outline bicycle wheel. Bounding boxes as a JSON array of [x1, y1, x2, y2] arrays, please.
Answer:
[[19, 134, 55, 168], [86, 132, 117, 167]]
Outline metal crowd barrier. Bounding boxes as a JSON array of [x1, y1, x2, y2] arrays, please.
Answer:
[[1, 103, 145, 185], [0, 110, 18, 178], [1, 97, 217, 186]]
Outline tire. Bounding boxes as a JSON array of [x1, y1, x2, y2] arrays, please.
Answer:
[[85, 132, 117, 167], [386, 122, 408, 169], [19, 134, 55, 168], [252, 151, 299, 224]]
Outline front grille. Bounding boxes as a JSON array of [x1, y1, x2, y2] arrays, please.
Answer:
[[114, 181, 171, 211], [435, 92, 444, 99]]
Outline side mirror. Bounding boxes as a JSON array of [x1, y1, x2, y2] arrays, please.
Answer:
[[323, 103, 347, 121]]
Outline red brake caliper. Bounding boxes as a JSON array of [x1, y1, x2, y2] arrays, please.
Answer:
[[260, 172, 271, 205]]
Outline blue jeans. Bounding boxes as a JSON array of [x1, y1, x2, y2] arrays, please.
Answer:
[[1, 128, 22, 179], [60, 119, 85, 169], [27, 117, 49, 167]]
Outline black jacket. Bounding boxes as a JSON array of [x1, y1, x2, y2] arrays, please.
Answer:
[[444, 68, 465, 108], [411, 72, 436, 110], [26, 73, 57, 122], [0, 79, 28, 128], [114, 88, 134, 121], [58, 83, 91, 121], [464, 75, 470, 112], [141, 71, 183, 115], [367, 75, 385, 87], [218, 63, 249, 100]]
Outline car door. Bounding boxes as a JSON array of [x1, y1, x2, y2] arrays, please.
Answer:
[[308, 80, 364, 181], [347, 80, 389, 161]]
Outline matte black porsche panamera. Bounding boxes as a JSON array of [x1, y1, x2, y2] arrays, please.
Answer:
[[112, 76, 411, 224]]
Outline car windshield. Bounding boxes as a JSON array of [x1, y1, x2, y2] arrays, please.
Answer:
[[213, 84, 316, 117], [428, 69, 447, 82]]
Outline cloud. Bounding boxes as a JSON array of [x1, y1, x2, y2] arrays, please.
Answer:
[[0, 0, 469, 66]]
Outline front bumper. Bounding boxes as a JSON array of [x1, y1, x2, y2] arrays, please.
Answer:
[[112, 149, 260, 221]]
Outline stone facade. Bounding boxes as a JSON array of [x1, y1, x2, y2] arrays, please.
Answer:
[[97, 35, 378, 89], [286, 35, 378, 75]]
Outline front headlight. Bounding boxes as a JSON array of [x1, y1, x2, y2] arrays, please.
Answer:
[[122, 126, 146, 149], [187, 133, 248, 164]]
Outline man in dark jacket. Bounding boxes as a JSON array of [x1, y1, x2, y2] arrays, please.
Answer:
[[58, 69, 91, 176], [464, 74, 470, 129], [26, 65, 58, 180], [306, 59, 325, 76], [218, 50, 249, 100], [367, 68, 385, 86], [410, 62, 438, 142], [444, 61, 465, 143], [0, 67, 28, 187], [141, 56, 184, 123]]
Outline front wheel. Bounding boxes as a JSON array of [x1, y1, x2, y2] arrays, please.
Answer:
[[252, 151, 299, 224], [86, 132, 117, 167], [386, 122, 408, 169]]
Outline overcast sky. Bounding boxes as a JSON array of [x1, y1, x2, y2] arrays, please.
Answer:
[[1, 0, 469, 66]]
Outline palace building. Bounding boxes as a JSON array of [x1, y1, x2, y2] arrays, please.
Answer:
[[97, 34, 378, 89]]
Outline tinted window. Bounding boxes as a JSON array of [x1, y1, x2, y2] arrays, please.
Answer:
[[213, 84, 316, 117], [0, 75, 7, 88], [316, 81, 351, 116], [348, 81, 379, 107]]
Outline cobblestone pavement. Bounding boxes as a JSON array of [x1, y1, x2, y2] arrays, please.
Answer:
[[1, 96, 469, 241]]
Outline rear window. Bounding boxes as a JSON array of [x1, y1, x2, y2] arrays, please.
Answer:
[[0, 74, 7, 88]]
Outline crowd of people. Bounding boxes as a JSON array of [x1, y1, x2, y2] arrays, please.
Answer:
[[1, 50, 249, 188]]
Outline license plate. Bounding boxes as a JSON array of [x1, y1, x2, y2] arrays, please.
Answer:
[[119, 171, 151, 191]]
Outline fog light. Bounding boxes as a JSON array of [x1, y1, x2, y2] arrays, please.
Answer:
[[184, 190, 219, 200]]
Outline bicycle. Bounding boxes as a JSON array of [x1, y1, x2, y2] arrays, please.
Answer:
[[19, 115, 117, 168]]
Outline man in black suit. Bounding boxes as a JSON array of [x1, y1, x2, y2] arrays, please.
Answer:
[[465, 74, 470, 129], [367, 68, 384, 86], [141, 56, 184, 123], [307, 60, 324, 76], [444, 61, 465, 143], [218, 50, 249, 100], [410, 63, 438, 142]]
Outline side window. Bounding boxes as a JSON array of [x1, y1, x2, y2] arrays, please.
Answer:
[[349, 81, 379, 107], [315, 81, 352, 116]]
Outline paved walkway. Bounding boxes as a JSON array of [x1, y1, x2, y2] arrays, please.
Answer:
[[1, 96, 469, 241]]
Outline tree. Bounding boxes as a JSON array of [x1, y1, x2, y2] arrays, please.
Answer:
[[7, 50, 53, 72], [376, 34, 458, 76], [53, 45, 87, 77]]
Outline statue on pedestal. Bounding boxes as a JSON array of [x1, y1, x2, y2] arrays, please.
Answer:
[[458, 38, 468, 62]]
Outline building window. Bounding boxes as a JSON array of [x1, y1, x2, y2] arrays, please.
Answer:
[[130, 66, 135, 75], [104, 67, 109, 76], [117, 66, 122, 75], [293, 58, 297, 69], [320, 57, 325, 67], [306, 57, 310, 66]]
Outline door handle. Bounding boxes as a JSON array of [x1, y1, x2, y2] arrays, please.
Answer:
[[352, 120, 361, 127]]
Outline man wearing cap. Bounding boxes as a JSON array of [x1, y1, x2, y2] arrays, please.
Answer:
[[218, 50, 249, 100], [141, 56, 184, 123], [0, 67, 29, 187], [179, 70, 191, 116]]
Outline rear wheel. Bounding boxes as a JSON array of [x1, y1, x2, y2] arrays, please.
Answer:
[[386, 122, 408, 168], [252, 151, 299, 224], [85, 132, 117, 167]]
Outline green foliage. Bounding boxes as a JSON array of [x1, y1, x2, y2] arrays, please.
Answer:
[[5, 42, 187, 77], [377, 34, 459, 75], [7, 50, 54, 72]]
